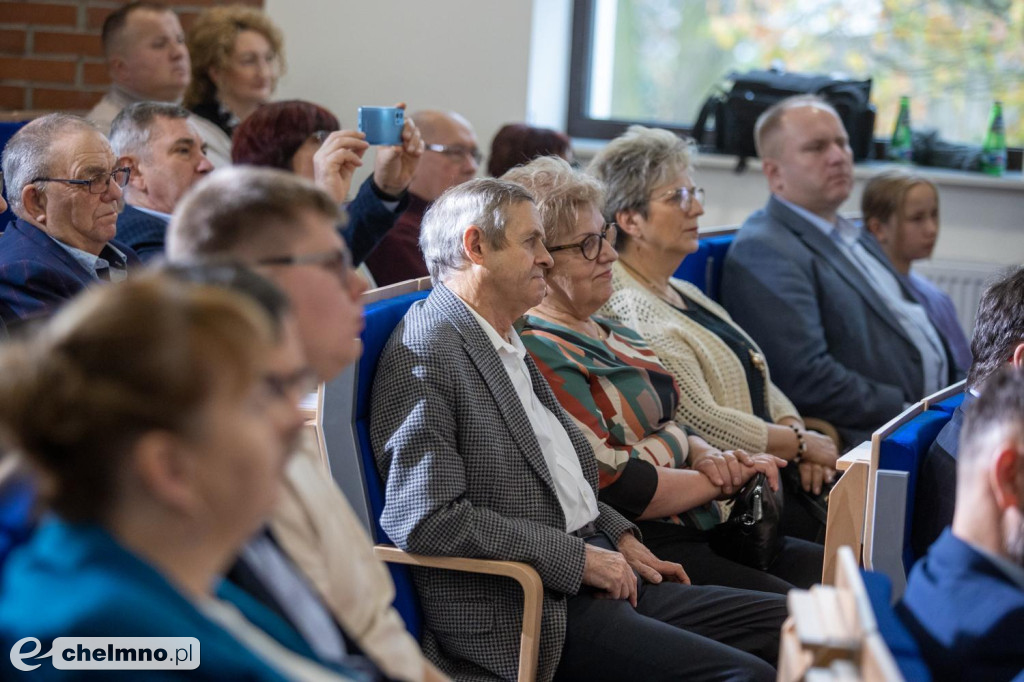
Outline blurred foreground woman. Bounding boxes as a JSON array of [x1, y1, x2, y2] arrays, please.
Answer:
[[0, 275, 360, 680]]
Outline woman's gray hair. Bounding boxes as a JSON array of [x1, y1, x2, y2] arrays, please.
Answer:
[[588, 125, 695, 225], [503, 156, 605, 246], [1, 113, 98, 219], [419, 177, 534, 285]]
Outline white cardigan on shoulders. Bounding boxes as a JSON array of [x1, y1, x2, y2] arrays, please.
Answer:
[[599, 260, 801, 453]]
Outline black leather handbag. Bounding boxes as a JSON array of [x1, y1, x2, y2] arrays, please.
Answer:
[[708, 473, 784, 571]]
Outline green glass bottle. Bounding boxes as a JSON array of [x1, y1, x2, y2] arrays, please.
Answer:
[[980, 101, 1007, 177], [889, 95, 913, 164]]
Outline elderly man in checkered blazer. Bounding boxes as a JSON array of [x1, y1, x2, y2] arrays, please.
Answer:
[[370, 178, 788, 682]]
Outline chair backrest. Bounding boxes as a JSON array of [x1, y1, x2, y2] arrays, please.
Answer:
[[322, 283, 431, 638], [672, 227, 738, 301], [865, 405, 953, 580], [922, 379, 966, 413]]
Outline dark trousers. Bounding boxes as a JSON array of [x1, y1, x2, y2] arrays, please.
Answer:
[[553, 534, 785, 682], [638, 521, 824, 593]]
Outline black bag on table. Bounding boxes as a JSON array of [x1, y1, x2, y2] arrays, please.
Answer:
[[692, 68, 876, 166]]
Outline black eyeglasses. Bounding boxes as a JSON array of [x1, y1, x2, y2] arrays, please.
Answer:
[[547, 223, 617, 261], [256, 248, 353, 287], [425, 143, 482, 165], [32, 167, 131, 195], [653, 186, 706, 212]]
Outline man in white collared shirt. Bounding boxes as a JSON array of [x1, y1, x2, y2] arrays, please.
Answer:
[[371, 177, 787, 682], [722, 95, 957, 448], [111, 101, 213, 262]]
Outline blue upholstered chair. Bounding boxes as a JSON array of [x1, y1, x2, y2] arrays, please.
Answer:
[[922, 379, 967, 415], [319, 278, 544, 682], [672, 229, 737, 301]]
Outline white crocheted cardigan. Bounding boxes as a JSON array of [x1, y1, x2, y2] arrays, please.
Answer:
[[599, 260, 801, 453]]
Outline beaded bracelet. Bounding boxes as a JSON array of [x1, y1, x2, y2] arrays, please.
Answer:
[[788, 423, 807, 462]]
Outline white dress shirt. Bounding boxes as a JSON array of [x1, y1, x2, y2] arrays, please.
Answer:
[[454, 294, 600, 533]]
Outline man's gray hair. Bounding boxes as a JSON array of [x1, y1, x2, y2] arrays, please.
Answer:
[[587, 125, 693, 247], [109, 101, 191, 159], [167, 166, 341, 261], [1, 113, 99, 219], [419, 177, 534, 284]]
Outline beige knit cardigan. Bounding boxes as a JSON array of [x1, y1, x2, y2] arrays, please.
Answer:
[[599, 260, 801, 453]]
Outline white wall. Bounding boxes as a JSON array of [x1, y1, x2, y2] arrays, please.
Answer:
[[268, 0, 1024, 266], [265, 0, 534, 185]]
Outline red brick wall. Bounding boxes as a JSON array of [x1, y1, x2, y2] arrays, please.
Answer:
[[0, 0, 264, 113]]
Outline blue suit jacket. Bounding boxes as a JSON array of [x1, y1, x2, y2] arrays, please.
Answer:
[[343, 177, 409, 266], [116, 205, 169, 263], [721, 196, 953, 447], [899, 529, 1024, 681], [0, 518, 335, 680], [0, 219, 140, 325]]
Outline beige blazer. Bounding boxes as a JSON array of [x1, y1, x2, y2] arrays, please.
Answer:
[[599, 261, 800, 453], [269, 431, 446, 682]]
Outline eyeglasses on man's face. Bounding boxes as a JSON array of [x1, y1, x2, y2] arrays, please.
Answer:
[[547, 222, 617, 261], [653, 186, 706, 212], [32, 167, 131, 195], [425, 143, 482, 165], [256, 247, 354, 288]]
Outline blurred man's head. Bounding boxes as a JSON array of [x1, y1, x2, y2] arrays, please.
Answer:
[[168, 167, 366, 380], [111, 102, 213, 214], [102, 2, 190, 102], [954, 368, 1024, 565], [755, 95, 854, 222], [408, 110, 480, 202]]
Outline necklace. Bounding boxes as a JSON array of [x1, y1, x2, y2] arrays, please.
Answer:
[[619, 258, 684, 308]]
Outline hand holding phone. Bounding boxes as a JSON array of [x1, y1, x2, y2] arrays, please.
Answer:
[[358, 106, 405, 146]]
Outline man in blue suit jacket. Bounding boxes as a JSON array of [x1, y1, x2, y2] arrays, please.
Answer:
[[721, 96, 955, 448], [110, 102, 214, 262], [900, 367, 1024, 682], [912, 266, 1024, 558], [0, 114, 140, 326]]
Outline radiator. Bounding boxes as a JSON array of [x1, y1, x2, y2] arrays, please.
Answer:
[[911, 259, 1008, 337]]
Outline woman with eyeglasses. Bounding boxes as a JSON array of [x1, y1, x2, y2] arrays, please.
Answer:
[[0, 273, 364, 680], [590, 126, 838, 545], [507, 156, 821, 592], [184, 5, 285, 168], [230, 99, 423, 266]]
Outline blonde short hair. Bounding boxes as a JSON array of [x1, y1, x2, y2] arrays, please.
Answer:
[[503, 156, 605, 246], [184, 5, 284, 109]]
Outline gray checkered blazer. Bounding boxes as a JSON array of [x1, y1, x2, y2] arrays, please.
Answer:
[[370, 284, 636, 681]]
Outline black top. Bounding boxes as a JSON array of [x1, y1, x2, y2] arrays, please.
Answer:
[[191, 97, 236, 139], [672, 288, 770, 422]]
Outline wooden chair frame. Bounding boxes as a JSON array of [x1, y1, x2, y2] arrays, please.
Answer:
[[921, 378, 966, 410], [374, 546, 544, 682]]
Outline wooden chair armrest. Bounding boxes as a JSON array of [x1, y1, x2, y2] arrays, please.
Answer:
[[373, 545, 543, 682], [804, 417, 843, 452]]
